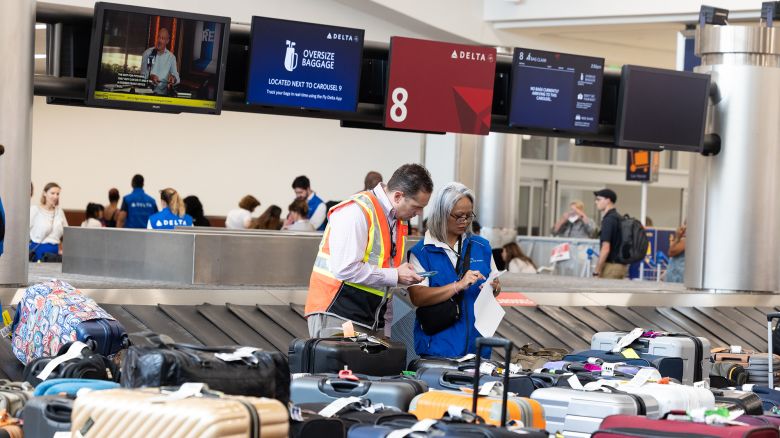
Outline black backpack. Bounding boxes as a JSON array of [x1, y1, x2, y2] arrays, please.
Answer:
[[615, 214, 649, 264]]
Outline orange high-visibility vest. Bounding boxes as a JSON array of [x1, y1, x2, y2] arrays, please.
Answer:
[[305, 190, 407, 329]]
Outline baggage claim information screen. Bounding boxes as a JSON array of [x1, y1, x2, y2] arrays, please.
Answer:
[[509, 48, 604, 133], [384, 37, 497, 135], [246, 17, 364, 111]]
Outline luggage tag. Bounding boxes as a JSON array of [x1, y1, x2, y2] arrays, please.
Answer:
[[0, 303, 11, 339], [479, 361, 497, 376], [150, 382, 206, 403], [693, 380, 710, 389], [456, 353, 476, 362], [365, 335, 391, 348], [478, 381, 503, 396], [602, 362, 625, 377], [341, 320, 356, 338], [37, 341, 90, 381], [289, 406, 305, 422], [567, 375, 584, 390], [508, 363, 523, 375], [52, 433, 71, 438], [620, 348, 640, 359], [318, 396, 363, 418], [730, 345, 743, 354], [214, 347, 259, 364], [611, 328, 644, 353], [624, 368, 662, 387]]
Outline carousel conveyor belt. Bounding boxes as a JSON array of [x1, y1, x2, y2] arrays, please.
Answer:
[[2, 301, 780, 382]]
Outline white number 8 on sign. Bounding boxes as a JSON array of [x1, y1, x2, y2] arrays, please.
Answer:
[[390, 87, 408, 123]]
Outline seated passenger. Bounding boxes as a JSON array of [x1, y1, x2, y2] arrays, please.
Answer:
[[407, 182, 501, 358], [503, 242, 538, 274], [252, 205, 283, 230], [283, 200, 315, 232], [184, 195, 210, 227], [147, 188, 193, 230], [226, 195, 260, 229], [29, 182, 68, 261], [81, 203, 104, 228]]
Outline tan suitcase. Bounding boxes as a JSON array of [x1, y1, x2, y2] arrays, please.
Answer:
[[71, 388, 288, 438]]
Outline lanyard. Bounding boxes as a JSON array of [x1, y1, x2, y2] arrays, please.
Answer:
[[454, 236, 471, 280]]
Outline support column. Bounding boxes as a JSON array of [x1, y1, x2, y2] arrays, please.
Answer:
[[687, 24, 780, 292], [476, 132, 518, 248], [0, 1, 35, 286]]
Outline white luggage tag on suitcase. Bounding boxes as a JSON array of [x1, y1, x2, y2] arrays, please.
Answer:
[[610, 328, 644, 353]]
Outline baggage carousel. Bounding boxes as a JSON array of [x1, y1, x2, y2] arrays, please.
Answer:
[[1, 263, 777, 382]]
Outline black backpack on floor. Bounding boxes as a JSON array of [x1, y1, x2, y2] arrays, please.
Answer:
[[615, 215, 649, 264]]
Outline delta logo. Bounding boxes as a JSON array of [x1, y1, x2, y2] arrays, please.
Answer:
[[327, 32, 359, 42], [450, 49, 493, 62]]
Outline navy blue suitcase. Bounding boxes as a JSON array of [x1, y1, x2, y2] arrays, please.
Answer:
[[74, 319, 129, 357], [415, 368, 536, 397], [564, 350, 684, 382]]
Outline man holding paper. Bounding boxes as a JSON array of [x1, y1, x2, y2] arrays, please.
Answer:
[[407, 182, 502, 359]]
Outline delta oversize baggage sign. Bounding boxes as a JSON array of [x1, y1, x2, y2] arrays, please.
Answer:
[[384, 37, 497, 135]]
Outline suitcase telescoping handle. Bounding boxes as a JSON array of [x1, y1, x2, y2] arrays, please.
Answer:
[[472, 337, 513, 428], [768, 313, 780, 387]]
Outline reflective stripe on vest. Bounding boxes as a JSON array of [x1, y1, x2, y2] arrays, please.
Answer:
[[305, 190, 406, 317]]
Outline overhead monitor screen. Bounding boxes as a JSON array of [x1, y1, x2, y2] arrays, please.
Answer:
[[383, 37, 497, 135], [86, 2, 230, 114], [616, 65, 711, 152], [246, 17, 365, 111], [509, 48, 604, 133]]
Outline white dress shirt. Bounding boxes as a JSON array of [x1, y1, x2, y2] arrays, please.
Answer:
[[308, 192, 327, 230], [409, 231, 498, 287], [326, 183, 399, 287]]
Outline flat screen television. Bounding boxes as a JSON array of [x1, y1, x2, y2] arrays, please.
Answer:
[[86, 2, 230, 114], [509, 48, 604, 133], [246, 17, 364, 112], [616, 65, 711, 152], [383, 37, 497, 135]]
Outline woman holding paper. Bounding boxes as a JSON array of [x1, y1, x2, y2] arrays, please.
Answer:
[[407, 182, 501, 358]]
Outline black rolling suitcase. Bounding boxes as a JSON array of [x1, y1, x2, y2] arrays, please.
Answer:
[[712, 388, 764, 415], [347, 337, 548, 438], [21, 395, 72, 437], [289, 335, 406, 375], [289, 406, 346, 438]]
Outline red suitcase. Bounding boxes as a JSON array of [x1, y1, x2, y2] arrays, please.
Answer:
[[593, 414, 780, 438]]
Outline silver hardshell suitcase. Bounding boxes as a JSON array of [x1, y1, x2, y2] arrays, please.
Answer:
[[530, 386, 660, 437], [591, 331, 711, 385], [290, 374, 427, 411]]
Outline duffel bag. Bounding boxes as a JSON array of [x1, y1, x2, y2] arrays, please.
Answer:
[[22, 342, 119, 386], [120, 332, 290, 404]]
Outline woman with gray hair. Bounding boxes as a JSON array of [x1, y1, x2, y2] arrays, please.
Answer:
[[407, 182, 501, 358]]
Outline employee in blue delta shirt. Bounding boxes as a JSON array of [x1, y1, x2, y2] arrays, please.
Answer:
[[147, 188, 193, 230], [407, 182, 501, 359], [119, 174, 158, 229], [291, 175, 326, 231]]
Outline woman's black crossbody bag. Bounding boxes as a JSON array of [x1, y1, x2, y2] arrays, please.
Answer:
[[415, 238, 471, 336]]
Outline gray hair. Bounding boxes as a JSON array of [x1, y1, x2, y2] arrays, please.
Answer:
[[427, 182, 474, 243]]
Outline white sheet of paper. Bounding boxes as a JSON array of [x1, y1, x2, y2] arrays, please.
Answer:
[[474, 281, 505, 337]]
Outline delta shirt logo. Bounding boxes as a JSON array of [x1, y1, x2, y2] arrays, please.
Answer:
[[155, 218, 189, 227]]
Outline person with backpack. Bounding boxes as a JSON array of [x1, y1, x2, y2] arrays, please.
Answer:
[[593, 188, 628, 279]]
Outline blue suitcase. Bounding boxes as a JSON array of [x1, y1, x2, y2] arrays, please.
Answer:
[[34, 378, 119, 396], [74, 319, 129, 357], [564, 350, 684, 383], [415, 367, 536, 397]]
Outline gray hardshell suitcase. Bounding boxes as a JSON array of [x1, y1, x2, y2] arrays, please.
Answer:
[[290, 374, 428, 411], [531, 386, 660, 437], [591, 331, 711, 385]]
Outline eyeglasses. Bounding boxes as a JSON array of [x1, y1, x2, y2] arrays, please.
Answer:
[[449, 212, 477, 223]]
